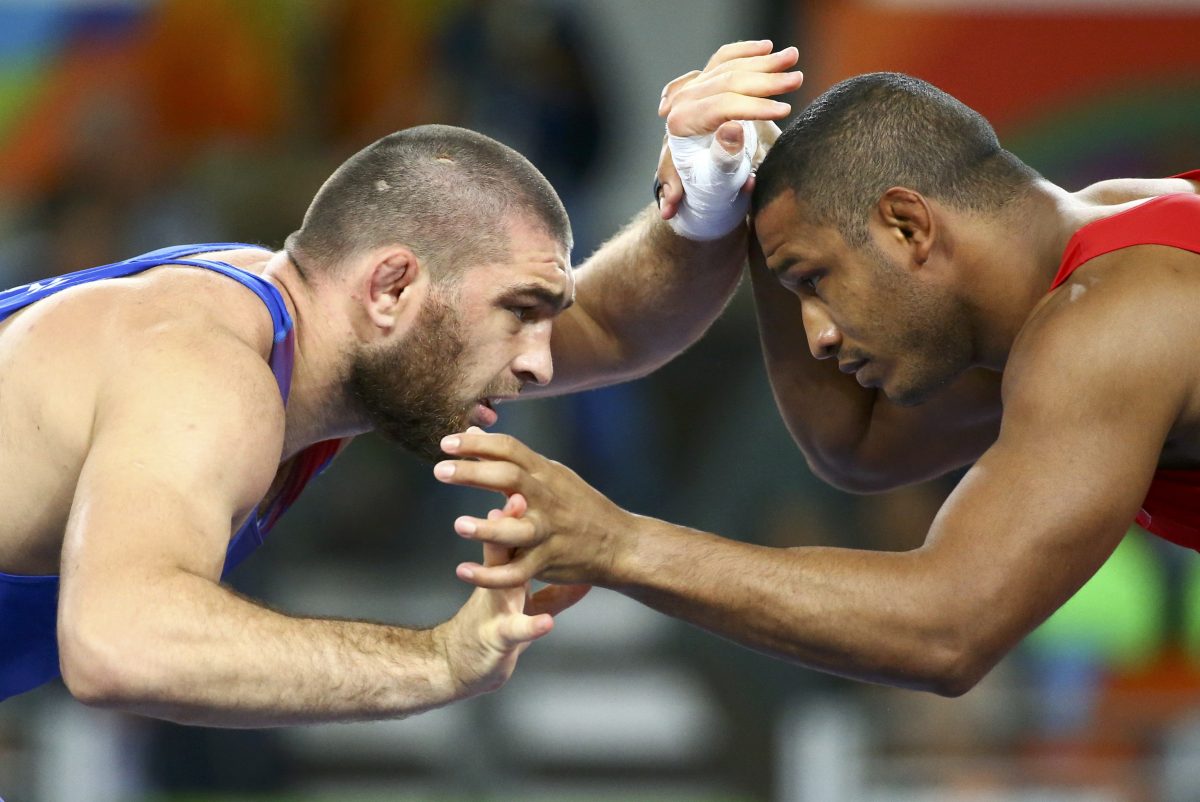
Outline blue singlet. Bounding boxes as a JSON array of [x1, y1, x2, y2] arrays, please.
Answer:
[[0, 243, 339, 701]]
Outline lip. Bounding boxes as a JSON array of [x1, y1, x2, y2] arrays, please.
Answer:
[[838, 359, 867, 375], [472, 399, 499, 428]]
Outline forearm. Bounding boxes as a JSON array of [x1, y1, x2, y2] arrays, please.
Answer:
[[609, 517, 972, 693], [63, 572, 458, 727], [542, 205, 746, 395], [749, 247, 880, 483]]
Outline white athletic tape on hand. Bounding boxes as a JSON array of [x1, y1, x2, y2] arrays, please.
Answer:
[[667, 120, 758, 241]]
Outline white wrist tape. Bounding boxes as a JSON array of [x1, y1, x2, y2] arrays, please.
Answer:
[[667, 120, 758, 241]]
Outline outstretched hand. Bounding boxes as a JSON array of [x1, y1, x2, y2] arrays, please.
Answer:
[[655, 40, 803, 220], [434, 429, 633, 590], [434, 487, 589, 700]]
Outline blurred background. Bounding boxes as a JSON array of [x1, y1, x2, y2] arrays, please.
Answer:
[[0, 0, 1198, 800]]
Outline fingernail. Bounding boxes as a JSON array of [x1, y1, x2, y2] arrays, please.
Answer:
[[441, 436, 460, 452], [434, 462, 455, 479], [459, 565, 475, 580], [456, 517, 477, 535]]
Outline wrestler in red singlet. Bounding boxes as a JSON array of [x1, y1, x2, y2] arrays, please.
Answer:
[[1048, 170, 1200, 550]]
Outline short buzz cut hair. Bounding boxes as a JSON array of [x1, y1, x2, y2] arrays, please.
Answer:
[[285, 124, 572, 282], [752, 72, 1041, 245]]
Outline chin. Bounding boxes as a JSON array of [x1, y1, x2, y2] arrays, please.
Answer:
[[886, 370, 958, 408]]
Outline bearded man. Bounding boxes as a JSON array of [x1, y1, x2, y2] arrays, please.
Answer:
[[0, 94, 801, 721]]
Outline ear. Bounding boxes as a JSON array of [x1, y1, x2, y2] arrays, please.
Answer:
[[875, 187, 935, 266], [362, 247, 424, 332]]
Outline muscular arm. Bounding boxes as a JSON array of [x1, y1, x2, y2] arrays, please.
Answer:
[[537, 206, 746, 395], [58, 330, 542, 727], [533, 42, 803, 396], [749, 236, 1002, 491], [438, 246, 1197, 693]]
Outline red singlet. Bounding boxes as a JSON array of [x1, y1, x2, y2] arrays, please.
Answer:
[[1048, 170, 1200, 550]]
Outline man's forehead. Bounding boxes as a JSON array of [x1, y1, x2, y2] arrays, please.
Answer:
[[754, 190, 822, 255]]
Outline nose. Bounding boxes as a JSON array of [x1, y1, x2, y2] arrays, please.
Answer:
[[801, 301, 841, 360], [512, 325, 554, 387]]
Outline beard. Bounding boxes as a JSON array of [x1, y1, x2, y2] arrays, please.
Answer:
[[347, 292, 474, 462]]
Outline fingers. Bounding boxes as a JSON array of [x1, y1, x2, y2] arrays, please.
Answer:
[[660, 45, 802, 119], [456, 513, 539, 548], [482, 542, 513, 568], [709, 121, 746, 175], [526, 583, 592, 617], [659, 69, 701, 116], [657, 141, 683, 219], [495, 612, 553, 649], [705, 45, 800, 79], [435, 457, 529, 495], [670, 70, 804, 113], [458, 558, 533, 589], [503, 493, 528, 518], [703, 39, 774, 71], [440, 430, 538, 466], [660, 172, 685, 220], [667, 94, 792, 138]]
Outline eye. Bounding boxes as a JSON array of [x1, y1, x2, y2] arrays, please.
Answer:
[[798, 274, 822, 294], [508, 305, 536, 322], [782, 267, 822, 296]]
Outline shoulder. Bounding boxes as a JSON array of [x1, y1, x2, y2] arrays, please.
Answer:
[[1005, 244, 1200, 431], [1075, 176, 1199, 205], [64, 271, 289, 505]]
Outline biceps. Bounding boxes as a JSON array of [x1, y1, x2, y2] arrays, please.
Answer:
[[922, 428, 1158, 652]]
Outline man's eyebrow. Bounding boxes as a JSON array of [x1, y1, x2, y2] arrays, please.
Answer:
[[501, 282, 574, 312], [767, 256, 799, 276]]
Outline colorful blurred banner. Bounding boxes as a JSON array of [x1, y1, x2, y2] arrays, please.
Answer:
[[805, 0, 1200, 183], [0, 1, 455, 197]]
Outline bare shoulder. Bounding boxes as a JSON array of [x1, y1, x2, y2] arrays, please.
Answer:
[[1076, 175, 1198, 205], [1006, 245, 1200, 429], [36, 265, 286, 499]]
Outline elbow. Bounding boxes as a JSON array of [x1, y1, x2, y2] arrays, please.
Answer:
[[919, 630, 1003, 698], [59, 617, 155, 709]]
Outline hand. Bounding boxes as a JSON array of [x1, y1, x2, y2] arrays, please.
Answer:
[[434, 532, 553, 699], [482, 494, 595, 617], [433, 431, 635, 589], [655, 40, 803, 220]]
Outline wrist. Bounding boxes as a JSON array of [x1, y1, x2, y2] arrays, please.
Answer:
[[602, 511, 660, 591], [428, 622, 470, 703]]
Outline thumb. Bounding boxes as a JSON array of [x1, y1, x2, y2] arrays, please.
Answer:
[[711, 121, 746, 175], [498, 612, 554, 648]]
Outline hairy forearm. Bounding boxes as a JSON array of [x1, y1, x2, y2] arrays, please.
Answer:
[[543, 205, 746, 394], [609, 517, 973, 694], [64, 572, 458, 727]]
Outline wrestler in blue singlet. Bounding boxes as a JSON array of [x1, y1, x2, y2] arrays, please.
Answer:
[[0, 244, 341, 701]]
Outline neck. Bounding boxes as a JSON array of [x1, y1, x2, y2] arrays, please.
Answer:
[[960, 180, 1089, 369], [262, 253, 373, 458]]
